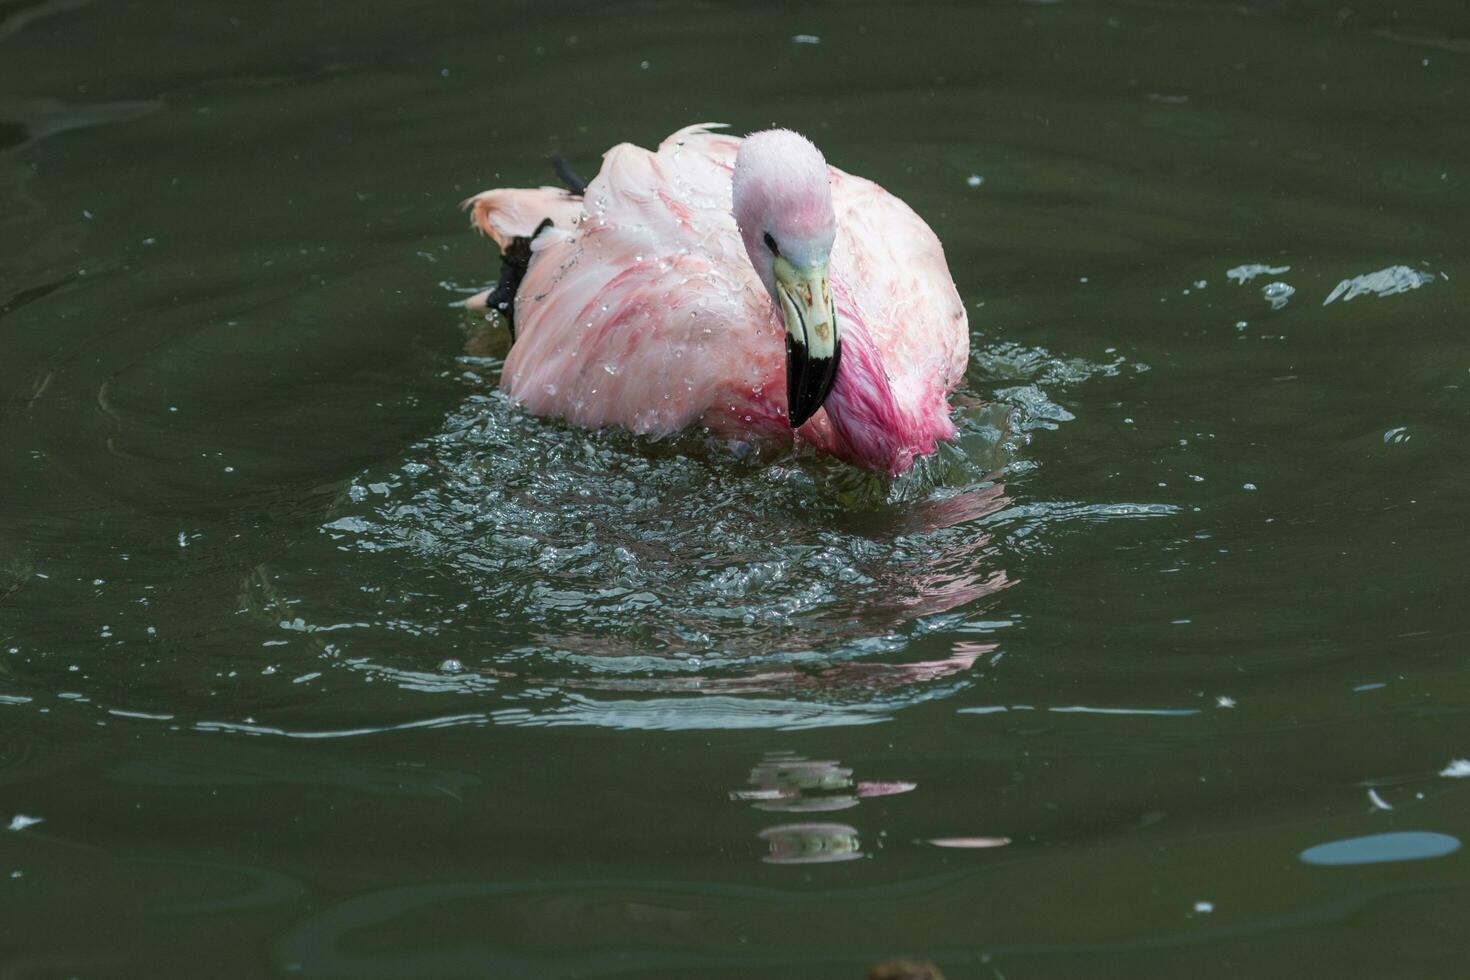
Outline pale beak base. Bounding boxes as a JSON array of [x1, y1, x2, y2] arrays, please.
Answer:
[[775, 258, 841, 428]]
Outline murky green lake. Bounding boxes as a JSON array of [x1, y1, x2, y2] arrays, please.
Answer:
[[4, 0, 1469, 975]]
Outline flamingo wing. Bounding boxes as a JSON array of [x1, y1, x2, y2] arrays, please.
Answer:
[[829, 174, 969, 420], [501, 125, 788, 438]]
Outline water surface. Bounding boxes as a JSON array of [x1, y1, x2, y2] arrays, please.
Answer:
[[3, 1, 1469, 976]]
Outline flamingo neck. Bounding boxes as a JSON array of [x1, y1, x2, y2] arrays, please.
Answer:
[[817, 281, 952, 476]]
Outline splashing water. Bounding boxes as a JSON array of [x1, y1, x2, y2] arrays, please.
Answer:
[[225, 327, 1173, 732]]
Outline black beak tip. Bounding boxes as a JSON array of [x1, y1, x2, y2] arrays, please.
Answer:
[[788, 401, 820, 429], [785, 335, 842, 430]]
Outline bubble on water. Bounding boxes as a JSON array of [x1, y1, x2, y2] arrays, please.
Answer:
[[1262, 281, 1295, 310], [439, 658, 464, 673], [966, 174, 984, 187]]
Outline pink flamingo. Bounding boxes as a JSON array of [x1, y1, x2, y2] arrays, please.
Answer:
[[463, 124, 968, 475]]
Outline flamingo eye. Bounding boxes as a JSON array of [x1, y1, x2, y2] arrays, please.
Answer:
[[763, 232, 779, 256]]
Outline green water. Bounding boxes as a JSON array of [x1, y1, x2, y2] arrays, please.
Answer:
[[4, 0, 1469, 976]]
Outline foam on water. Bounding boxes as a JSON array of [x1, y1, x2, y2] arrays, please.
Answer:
[[239, 332, 1176, 730]]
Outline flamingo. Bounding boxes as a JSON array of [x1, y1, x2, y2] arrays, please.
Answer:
[[462, 124, 968, 475]]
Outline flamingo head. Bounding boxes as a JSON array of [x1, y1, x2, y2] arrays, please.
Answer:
[[732, 129, 840, 428]]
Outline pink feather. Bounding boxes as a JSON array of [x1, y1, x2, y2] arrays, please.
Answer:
[[462, 123, 968, 475]]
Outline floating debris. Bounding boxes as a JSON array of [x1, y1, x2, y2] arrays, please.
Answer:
[[1324, 265, 1436, 305], [1300, 831, 1460, 865], [7, 815, 43, 832], [1440, 759, 1470, 778], [792, 34, 821, 44]]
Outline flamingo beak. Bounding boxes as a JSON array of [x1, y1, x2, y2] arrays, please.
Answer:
[[774, 257, 841, 428]]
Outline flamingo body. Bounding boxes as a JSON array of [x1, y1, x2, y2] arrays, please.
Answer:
[[465, 124, 968, 475]]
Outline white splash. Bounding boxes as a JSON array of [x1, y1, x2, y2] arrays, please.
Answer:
[[1324, 265, 1436, 305], [1226, 263, 1290, 284], [1262, 281, 1295, 310]]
